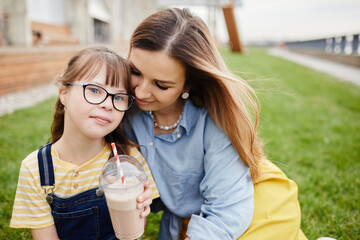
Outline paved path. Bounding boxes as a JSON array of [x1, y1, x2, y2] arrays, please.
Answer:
[[0, 84, 58, 116], [269, 48, 360, 87]]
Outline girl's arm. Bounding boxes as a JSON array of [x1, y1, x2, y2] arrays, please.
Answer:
[[31, 225, 60, 240]]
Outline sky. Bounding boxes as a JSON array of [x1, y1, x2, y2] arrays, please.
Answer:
[[178, 0, 360, 43]]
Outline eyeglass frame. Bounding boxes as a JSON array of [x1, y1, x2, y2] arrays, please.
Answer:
[[66, 82, 135, 112]]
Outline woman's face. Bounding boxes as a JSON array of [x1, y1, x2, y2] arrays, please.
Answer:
[[129, 48, 186, 113]]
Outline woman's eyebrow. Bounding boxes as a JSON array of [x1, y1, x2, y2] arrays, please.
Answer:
[[129, 61, 177, 85], [155, 79, 177, 85]]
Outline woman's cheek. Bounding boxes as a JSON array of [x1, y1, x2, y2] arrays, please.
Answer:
[[130, 75, 140, 91]]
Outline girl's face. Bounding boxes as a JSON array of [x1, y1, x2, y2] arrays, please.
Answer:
[[59, 65, 126, 141], [129, 48, 186, 113]]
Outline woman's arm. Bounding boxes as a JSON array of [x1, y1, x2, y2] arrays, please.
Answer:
[[186, 117, 254, 239], [31, 225, 60, 240]]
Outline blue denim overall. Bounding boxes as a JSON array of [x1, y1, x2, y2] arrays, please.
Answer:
[[38, 143, 118, 240]]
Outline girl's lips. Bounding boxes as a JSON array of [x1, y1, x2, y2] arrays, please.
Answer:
[[90, 116, 111, 125]]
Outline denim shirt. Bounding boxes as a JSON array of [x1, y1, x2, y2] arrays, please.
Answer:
[[125, 100, 254, 240]]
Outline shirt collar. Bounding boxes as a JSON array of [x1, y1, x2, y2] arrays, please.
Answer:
[[143, 100, 201, 136], [179, 100, 200, 136]]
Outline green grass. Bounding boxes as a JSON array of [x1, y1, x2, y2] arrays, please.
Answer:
[[1, 48, 359, 239], [222, 48, 360, 239], [0, 97, 56, 239]]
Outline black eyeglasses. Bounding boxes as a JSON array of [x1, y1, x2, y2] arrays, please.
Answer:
[[66, 82, 135, 112]]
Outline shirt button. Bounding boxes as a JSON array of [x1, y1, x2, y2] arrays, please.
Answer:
[[176, 133, 181, 138], [74, 172, 79, 177], [149, 141, 154, 146], [74, 184, 78, 189]]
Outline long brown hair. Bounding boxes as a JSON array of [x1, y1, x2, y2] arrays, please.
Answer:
[[51, 46, 134, 154], [130, 8, 265, 180]]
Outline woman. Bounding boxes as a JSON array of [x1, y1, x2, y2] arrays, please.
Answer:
[[125, 8, 307, 240]]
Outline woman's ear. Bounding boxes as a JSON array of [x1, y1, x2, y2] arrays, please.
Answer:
[[59, 86, 68, 106], [183, 85, 191, 94]]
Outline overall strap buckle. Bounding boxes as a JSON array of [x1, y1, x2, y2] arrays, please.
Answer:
[[38, 142, 55, 204], [44, 186, 55, 204]]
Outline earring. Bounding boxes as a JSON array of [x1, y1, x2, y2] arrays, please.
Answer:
[[181, 92, 189, 99], [64, 106, 67, 111]]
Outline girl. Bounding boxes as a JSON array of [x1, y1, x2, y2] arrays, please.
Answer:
[[10, 47, 158, 240], [125, 8, 307, 240]]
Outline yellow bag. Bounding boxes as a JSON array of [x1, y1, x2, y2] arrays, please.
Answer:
[[239, 160, 307, 240], [181, 160, 307, 240]]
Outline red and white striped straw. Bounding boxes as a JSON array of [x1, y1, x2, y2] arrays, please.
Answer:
[[111, 143, 125, 184]]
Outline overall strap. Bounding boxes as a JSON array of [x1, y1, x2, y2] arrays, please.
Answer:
[[37, 142, 55, 186]]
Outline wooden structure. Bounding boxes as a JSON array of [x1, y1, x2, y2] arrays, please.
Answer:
[[0, 43, 128, 96], [31, 22, 79, 46], [222, 4, 245, 53], [0, 47, 78, 95]]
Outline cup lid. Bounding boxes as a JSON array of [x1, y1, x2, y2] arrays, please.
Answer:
[[99, 155, 146, 190]]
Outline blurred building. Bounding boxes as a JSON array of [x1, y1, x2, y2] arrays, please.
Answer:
[[0, 0, 243, 47], [0, 0, 243, 96], [0, 0, 157, 47], [0, 0, 159, 97]]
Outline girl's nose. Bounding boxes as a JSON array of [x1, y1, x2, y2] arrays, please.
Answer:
[[99, 95, 114, 111]]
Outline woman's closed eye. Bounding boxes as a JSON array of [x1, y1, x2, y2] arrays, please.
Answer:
[[130, 68, 141, 76], [130, 65, 169, 90], [155, 81, 169, 90]]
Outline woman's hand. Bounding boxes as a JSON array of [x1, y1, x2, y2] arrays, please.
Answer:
[[137, 179, 153, 218]]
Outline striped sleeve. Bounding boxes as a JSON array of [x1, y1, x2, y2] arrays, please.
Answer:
[[10, 151, 54, 229], [129, 147, 160, 199]]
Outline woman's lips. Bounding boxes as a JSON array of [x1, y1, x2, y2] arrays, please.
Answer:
[[135, 98, 153, 106]]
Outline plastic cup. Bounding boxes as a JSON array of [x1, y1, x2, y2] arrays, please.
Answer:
[[99, 155, 146, 240]]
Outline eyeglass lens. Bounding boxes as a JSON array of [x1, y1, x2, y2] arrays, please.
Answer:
[[84, 84, 131, 111]]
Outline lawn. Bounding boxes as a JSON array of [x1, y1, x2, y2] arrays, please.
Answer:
[[1, 48, 359, 239]]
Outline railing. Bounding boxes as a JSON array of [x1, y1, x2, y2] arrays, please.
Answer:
[[283, 34, 360, 68], [285, 34, 360, 56]]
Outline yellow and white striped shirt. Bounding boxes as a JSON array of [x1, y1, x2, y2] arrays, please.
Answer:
[[10, 144, 159, 229]]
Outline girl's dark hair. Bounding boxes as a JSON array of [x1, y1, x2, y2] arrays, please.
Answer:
[[51, 46, 134, 154]]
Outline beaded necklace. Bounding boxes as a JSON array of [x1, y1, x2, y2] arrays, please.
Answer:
[[149, 111, 184, 131]]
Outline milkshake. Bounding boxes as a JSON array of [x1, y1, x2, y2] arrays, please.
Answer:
[[99, 155, 146, 240]]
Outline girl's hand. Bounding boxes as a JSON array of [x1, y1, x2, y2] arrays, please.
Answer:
[[137, 179, 153, 218]]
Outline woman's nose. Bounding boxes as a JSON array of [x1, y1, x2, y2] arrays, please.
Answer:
[[134, 79, 151, 99]]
